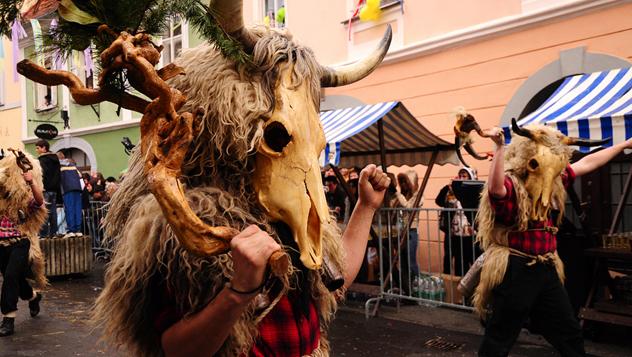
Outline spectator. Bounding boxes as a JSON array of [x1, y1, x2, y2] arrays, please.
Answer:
[[91, 172, 106, 201], [35, 139, 60, 238], [393, 170, 422, 281], [57, 152, 83, 238], [81, 173, 92, 210], [103, 177, 119, 202], [324, 170, 346, 223], [343, 167, 361, 224], [436, 167, 479, 276]]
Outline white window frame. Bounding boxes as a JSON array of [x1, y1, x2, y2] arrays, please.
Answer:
[[159, 18, 189, 67], [261, 0, 286, 28], [34, 55, 57, 112]]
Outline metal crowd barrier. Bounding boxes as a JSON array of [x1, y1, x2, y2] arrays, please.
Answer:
[[82, 201, 112, 261], [365, 207, 479, 318]]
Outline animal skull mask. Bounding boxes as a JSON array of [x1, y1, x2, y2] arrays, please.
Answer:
[[253, 62, 330, 270], [510, 119, 608, 221]]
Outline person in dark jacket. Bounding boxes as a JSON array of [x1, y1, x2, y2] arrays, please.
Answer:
[[35, 139, 60, 238], [56, 151, 83, 238]]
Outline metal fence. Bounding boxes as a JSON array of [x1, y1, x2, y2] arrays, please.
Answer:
[[365, 207, 480, 318], [82, 201, 112, 261]]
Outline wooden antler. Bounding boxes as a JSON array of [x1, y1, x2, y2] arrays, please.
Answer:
[[18, 25, 289, 277]]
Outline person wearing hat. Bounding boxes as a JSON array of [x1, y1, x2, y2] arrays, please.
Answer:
[[436, 167, 480, 276]]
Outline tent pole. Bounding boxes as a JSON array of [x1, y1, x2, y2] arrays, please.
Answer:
[[377, 119, 388, 172], [330, 164, 380, 241], [382, 150, 438, 294]]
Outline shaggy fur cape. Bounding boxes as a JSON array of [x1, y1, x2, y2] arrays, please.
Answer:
[[0, 152, 48, 289], [94, 27, 346, 357], [473, 125, 572, 317]]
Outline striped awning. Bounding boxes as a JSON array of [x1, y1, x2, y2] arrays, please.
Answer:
[[319, 101, 458, 167], [505, 67, 632, 152]]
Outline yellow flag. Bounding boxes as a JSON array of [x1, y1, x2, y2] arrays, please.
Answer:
[[58, 0, 100, 25]]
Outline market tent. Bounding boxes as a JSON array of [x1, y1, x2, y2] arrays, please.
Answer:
[[504, 67, 632, 152], [319, 101, 458, 168]]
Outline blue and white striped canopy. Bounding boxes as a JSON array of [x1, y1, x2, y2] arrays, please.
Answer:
[[505, 67, 632, 152], [319, 101, 457, 167]]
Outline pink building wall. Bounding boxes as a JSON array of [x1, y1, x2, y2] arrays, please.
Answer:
[[242, 1, 632, 273]]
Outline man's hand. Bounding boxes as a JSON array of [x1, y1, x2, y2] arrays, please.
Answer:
[[487, 127, 504, 147], [229, 225, 281, 294], [357, 164, 391, 211]]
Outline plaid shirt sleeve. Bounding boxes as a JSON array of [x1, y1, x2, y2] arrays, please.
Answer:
[[489, 176, 517, 226], [561, 164, 576, 189]]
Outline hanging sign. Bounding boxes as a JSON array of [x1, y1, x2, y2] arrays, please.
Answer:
[[34, 123, 58, 140]]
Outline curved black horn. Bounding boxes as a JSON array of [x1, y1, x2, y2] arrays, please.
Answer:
[[511, 118, 534, 139], [463, 142, 489, 160], [564, 136, 612, 147], [454, 135, 470, 168], [320, 25, 392, 87], [209, 0, 258, 53]]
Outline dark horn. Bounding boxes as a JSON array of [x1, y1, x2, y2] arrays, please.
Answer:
[[464, 142, 489, 160], [320, 25, 392, 87], [564, 136, 611, 147], [454, 136, 470, 168], [511, 118, 534, 139], [209, 0, 258, 53]]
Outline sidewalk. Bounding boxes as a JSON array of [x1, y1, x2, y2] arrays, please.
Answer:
[[345, 283, 632, 357]]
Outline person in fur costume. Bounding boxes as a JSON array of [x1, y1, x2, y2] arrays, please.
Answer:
[[92, 4, 393, 356], [476, 122, 632, 356], [0, 149, 47, 337]]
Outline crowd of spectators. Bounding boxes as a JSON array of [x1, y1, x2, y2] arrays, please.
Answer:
[[34, 139, 121, 239]]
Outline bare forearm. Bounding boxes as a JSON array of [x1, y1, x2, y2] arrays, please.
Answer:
[[342, 204, 376, 288], [571, 141, 629, 177], [161, 288, 252, 357], [488, 145, 506, 198], [30, 183, 44, 206]]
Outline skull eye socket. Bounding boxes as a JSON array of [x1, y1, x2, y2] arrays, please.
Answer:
[[264, 122, 292, 153], [528, 158, 539, 170]]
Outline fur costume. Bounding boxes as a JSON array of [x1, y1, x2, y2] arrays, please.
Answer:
[[0, 151, 48, 289], [473, 124, 571, 317], [93, 28, 347, 357]]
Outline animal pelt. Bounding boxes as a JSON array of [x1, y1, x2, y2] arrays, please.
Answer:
[[93, 186, 344, 357], [0, 152, 48, 288], [473, 124, 571, 317]]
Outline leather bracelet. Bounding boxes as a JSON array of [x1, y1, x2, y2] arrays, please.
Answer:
[[225, 280, 264, 295]]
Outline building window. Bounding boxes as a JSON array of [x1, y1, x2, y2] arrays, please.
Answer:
[[160, 17, 186, 65], [34, 56, 57, 111], [264, 0, 286, 28]]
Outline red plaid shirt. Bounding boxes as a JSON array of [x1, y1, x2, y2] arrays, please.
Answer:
[[249, 293, 320, 356], [490, 165, 575, 255], [0, 199, 41, 243], [155, 292, 320, 356]]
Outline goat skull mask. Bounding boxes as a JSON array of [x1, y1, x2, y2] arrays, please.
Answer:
[[253, 62, 329, 270], [510, 119, 608, 221]]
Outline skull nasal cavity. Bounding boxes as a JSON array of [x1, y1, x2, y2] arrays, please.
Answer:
[[528, 158, 539, 170], [264, 122, 292, 153]]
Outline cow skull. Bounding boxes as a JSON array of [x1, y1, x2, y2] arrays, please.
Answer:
[[511, 118, 609, 221]]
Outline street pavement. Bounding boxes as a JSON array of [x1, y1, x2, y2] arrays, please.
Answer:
[[0, 262, 631, 356]]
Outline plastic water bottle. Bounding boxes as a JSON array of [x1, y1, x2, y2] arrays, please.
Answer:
[[437, 277, 445, 302]]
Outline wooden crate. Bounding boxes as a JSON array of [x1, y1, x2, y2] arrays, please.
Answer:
[[40, 236, 93, 276]]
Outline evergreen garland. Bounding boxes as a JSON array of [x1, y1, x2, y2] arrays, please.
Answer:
[[1, 0, 253, 66]]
